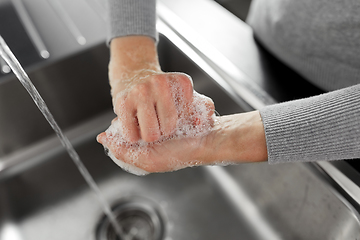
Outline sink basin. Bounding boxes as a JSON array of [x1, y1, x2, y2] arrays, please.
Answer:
[[1, 31, 360, 240]]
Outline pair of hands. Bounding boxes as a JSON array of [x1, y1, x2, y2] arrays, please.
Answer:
[[97, 36, 267, 174]]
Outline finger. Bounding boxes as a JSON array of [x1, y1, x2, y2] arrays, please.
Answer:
[[204, 98, 215, 120], [118, 101, 141, 143], [190, 95, 215, 126], [197, 99, 215, 126], [155, 83, 178, 136], [156, 99, 177, 136], [96, 132, 107, 144], [111, 117, 118, 125], [175, 74, 194, 118], [175, 73, 194, 104], [137, 103, 161, 142], [164, 74, 193, 119]]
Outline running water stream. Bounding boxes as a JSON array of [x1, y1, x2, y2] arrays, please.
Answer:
[[0, 35, 125, 239]]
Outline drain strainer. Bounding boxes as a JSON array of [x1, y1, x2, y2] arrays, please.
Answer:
[[96, 197, 165, 240]]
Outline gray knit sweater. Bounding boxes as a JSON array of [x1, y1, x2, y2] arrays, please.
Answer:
[[106, 0, 360, 164]]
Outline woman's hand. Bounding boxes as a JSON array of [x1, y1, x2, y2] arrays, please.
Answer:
[[108, 36, 194, 143], [97, 127, 210, 174], [97, 111, 268, 174], [111, 70, 194, 143]]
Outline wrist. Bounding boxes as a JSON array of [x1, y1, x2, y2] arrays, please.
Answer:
[[202, 111, 268, 164], [109, 36, 161, 81], [235, 111, 267, 162], [109, 36, 162, 96]]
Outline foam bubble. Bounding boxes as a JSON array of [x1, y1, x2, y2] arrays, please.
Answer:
[[105, 147, 149, 176]]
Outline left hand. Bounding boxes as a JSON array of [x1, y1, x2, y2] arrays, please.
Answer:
[[97, 128, 210, 173], [97, 111, 268, 175]]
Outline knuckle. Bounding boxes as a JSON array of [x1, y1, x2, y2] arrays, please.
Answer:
[[178, 74, 192, 88], [151, 75, 170, 93], [132, 83, 150, 101], [151, 74, 165, 85], [178, 76, 193, 99]]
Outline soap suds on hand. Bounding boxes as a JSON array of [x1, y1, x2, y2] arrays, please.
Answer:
[[99, 74, 215, 176]]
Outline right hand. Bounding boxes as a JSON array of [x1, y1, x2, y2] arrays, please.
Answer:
[[111, 70, 195, 143], [107, 36, 197, 143]]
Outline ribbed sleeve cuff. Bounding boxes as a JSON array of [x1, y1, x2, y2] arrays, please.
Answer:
[[260, 84, 360, 164], [106, 0, 157, 44]]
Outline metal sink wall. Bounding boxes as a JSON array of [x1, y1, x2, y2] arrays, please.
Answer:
[[1, 34, 360, 240]]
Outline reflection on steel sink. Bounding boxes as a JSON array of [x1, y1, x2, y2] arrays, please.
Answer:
[[1, 33, 360, 240]]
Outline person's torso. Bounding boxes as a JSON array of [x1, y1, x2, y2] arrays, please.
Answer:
[[247, 0, 360, 91]]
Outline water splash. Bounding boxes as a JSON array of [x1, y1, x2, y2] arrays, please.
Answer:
[[0, 35, 124, 239]]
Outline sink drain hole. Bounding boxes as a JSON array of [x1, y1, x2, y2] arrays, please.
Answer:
[[96, 197, 165, 240]]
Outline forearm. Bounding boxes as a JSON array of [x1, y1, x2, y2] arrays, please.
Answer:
[[110, 36, 159, 73], [109, 36, 161, 94], [106, 0, 159, 82], [260, 84, 360, 163]]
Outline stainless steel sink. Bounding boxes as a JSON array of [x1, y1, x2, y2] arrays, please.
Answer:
[[1, 29, 360, 240]]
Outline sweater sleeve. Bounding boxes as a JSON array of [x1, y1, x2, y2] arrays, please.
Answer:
[[260, 84, 360, 164], [106, 0, 157, 44]]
